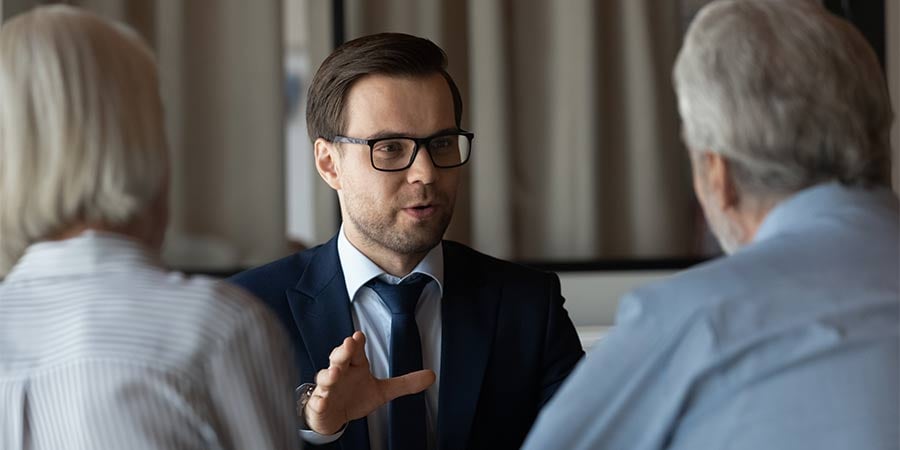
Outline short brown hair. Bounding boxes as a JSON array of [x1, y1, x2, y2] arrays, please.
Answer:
[[306, 32, 463, 142]]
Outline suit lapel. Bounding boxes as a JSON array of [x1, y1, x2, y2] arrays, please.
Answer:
[[285, 235, 370, 450], [437, 244, 501, 450], [286, 235, 355, 372]]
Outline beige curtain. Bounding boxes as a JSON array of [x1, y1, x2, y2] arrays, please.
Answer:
[[155, 0, 292, 269], [348, 0, 696, 260]]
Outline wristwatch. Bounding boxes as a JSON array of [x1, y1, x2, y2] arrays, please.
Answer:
[[295, 383, 316, 417]]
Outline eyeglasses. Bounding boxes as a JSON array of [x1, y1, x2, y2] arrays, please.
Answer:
[[332, 131, 474, 172]]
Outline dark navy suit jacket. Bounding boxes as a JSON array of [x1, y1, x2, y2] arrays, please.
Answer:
[[229, 235, 584, 450]]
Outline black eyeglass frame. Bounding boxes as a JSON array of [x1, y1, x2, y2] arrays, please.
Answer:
[[332, 130, 474, 172]]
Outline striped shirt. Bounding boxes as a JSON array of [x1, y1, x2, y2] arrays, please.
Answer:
[[0, 231, 301, 450]]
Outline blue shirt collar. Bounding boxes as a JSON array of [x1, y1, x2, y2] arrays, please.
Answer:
[[337, 225, 444, 302], [753, 181, 898, 244]]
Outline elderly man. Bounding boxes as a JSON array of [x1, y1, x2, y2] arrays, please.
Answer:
[[0, 6, 301, 449], [522, 1, 898, 449], [230, 32, 584, 450]]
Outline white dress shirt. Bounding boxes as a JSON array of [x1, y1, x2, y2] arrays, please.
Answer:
[[0, 231, 300, 450], [301, 227, 443, 450]]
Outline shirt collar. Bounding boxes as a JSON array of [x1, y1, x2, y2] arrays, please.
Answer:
[[4, 230, 160, 282], [753, 181, 898, 244], [337, 225, 444, 302]]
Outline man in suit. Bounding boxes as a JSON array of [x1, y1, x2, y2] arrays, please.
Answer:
[[522, 1, 898, 449], [230, 33, 584, 450]]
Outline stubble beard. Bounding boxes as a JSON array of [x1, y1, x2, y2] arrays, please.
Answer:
[[345, 191, 454, 256]]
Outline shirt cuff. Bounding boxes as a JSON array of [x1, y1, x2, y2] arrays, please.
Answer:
[[297, 415, 347, 445]]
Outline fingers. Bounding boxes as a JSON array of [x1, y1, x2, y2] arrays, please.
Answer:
[[315, 367, 341, 388], [379, 369, 436, 403], [318, 331, 370, 391], [329, 331, 368, 369], [350, 331, 368, 366], [328, 336, 355, 371]]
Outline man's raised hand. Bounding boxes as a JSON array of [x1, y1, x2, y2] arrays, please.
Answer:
[[303, 331, 436, 435]]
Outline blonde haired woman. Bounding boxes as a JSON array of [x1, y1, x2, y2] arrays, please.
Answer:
[[0, 6, 300, 449]]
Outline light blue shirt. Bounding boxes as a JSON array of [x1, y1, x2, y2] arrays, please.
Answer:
[[300, 227, 444, 450], [523, 183, 899, 450]]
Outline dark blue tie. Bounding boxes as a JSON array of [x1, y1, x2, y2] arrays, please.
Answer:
[[368, 274, 430, 450]]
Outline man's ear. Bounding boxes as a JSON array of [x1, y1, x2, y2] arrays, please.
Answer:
[[315, 138, 342, 191], [703, 152, 740, 212]]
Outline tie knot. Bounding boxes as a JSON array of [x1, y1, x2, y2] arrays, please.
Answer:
[[368, 274, 431, 316]]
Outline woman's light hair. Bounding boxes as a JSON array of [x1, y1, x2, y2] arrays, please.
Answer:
[[0, 5, 168, 275], [673, 0, 893, 198]]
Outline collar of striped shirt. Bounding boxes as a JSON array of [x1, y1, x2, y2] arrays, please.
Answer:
[[4, 230, 161, 282]]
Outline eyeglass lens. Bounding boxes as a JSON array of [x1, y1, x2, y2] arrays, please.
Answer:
[[371, 134, 470, 170]]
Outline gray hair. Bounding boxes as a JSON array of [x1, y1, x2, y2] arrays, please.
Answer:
[[673, 0, 893, 198], [0, 5, 168, 275]]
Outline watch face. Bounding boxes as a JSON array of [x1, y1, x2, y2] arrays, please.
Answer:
[[295, 383, 316, 417]]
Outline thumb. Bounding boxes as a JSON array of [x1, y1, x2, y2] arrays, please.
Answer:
[[379, 369, 436, 403]]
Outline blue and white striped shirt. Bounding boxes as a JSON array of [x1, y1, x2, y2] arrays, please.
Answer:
[[0, 231, 300, 450]]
